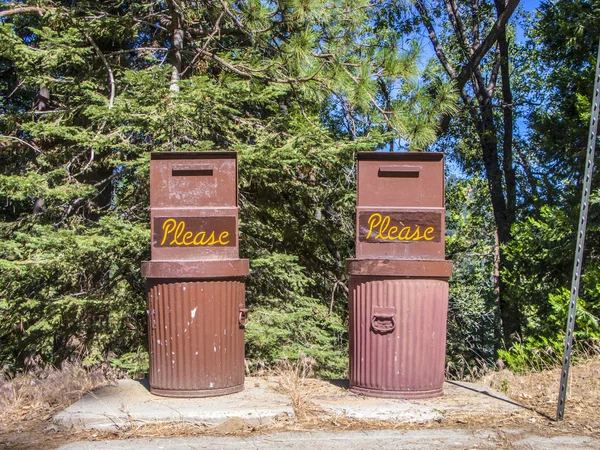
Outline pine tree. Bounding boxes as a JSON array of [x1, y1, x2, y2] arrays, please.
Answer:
[[0, 1, 456, 375]]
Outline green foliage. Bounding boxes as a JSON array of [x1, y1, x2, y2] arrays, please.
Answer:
[[245, 254, 347, 378], [0, 0, 456, 378], [502, 206, 600, 371], [445, 176, 498, 374], [110, 348, 150, 379], [3, 0, 600, 383], [0, 218, 149, 368], [492, 0, 600, 368]]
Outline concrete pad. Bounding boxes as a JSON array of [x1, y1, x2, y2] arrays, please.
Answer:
[[57, 429, 600, 450], [309, 380, 520, 422], [54, 377, 294, 430]]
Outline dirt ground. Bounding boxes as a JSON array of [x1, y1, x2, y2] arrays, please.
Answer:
[[1, 357, 599, 450]]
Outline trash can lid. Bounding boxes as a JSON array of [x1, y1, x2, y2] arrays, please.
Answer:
[[141, 259, 249, 279], [346, 259, 452, 278]]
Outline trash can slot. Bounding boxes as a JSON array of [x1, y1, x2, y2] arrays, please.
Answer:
[[238, 305, 248, 328], [378, 166, 421, 178], [371, 306, 396, 334], [172, 164, 215, 177]]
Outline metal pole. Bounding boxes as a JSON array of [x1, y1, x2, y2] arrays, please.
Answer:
[[556, 41, 600, 421]]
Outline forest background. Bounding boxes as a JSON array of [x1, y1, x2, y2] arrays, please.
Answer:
[[1, 0, 599, 378]]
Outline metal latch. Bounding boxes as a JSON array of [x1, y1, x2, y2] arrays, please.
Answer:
[[238, 305, 249, 328]]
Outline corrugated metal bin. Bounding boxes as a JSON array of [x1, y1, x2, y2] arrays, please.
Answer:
[[347, 152, 452, 399], [141, 152, 249, 398]]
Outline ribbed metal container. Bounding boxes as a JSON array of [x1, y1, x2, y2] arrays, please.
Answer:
[[349, 276, 449, 399], [146, 279, 246, 397]]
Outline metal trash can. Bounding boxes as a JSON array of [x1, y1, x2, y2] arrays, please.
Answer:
[[347, 152, 452, 399], [141, 152, 249, 398]]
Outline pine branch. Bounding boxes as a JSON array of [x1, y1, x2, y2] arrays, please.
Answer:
[[0, 135, 41, 153], [0, 6, 45, 19], [193, 47, 324, 83], [341, 65, 400, 135], [455, 0, 520, 93], [105, 47, 168, 56], [414, 0, 457, 79], [472, 0, 481, 44], [86, 35, 115, 108], [216, 0, 251, 37], [445, 0, 473, 57]]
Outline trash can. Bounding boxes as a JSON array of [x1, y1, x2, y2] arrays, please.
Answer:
[[347, 152, 452, 399], [141, 152, 249, 398]]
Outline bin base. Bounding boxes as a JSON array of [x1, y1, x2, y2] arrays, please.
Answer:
[[349, 385, 443, 399], [150, 383, 244, 398], [348, 267, 451, 402], [145, 273, 248, 399]]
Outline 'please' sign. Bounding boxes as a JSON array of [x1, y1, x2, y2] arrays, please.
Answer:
[[358, 211, 442, 243], [153, 217, 236, 247]]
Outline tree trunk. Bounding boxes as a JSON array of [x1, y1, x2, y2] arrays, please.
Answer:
[[495, 0, 516, 225], [493, 229, 503, 353], [475, 92, 521, 346], [167, 0, 184, 92]]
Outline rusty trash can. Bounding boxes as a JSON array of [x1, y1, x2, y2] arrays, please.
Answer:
[[141, 152, 249, 398], [347, 152, 452, 399]]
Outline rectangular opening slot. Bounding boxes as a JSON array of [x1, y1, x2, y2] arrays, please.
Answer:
[[378, 165, 421, 178], [172, 164, 214, 177]]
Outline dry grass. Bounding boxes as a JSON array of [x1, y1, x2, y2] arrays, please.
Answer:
[[0, 359, 118, 449], [271, 355, 327, 421], [0, 360, 115, 423], [480, 355, 600, 430], [2, 354, 600, 449]]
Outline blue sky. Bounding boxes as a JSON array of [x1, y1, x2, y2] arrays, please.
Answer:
[[522, 0, 541, 12]]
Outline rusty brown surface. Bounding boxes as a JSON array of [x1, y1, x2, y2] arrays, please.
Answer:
[[149, 152, 240, 261], [348, 152, 451, 399], [143, 152, 249, 398], [348, 276, 449, 399], [346, 259, 452, 278], [356, 152, 444, 209], [355, 153, 446, 260], [142, 259, 249, 279], [147, 279, 246, 398], [150, 152, 238, 208]]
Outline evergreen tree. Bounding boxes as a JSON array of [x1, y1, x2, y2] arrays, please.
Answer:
[[0, 1, 456, 375]]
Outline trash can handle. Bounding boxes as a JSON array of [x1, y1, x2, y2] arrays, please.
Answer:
[[238, 305, 249, 328], [371, 308, 396, 334]]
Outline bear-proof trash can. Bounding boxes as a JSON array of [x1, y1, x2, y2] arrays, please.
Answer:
[[347, 152, 452, 399], [141, 152, 249, 398]]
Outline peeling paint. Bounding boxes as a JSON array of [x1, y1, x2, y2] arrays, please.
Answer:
[[191, 307, 198, 319]]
